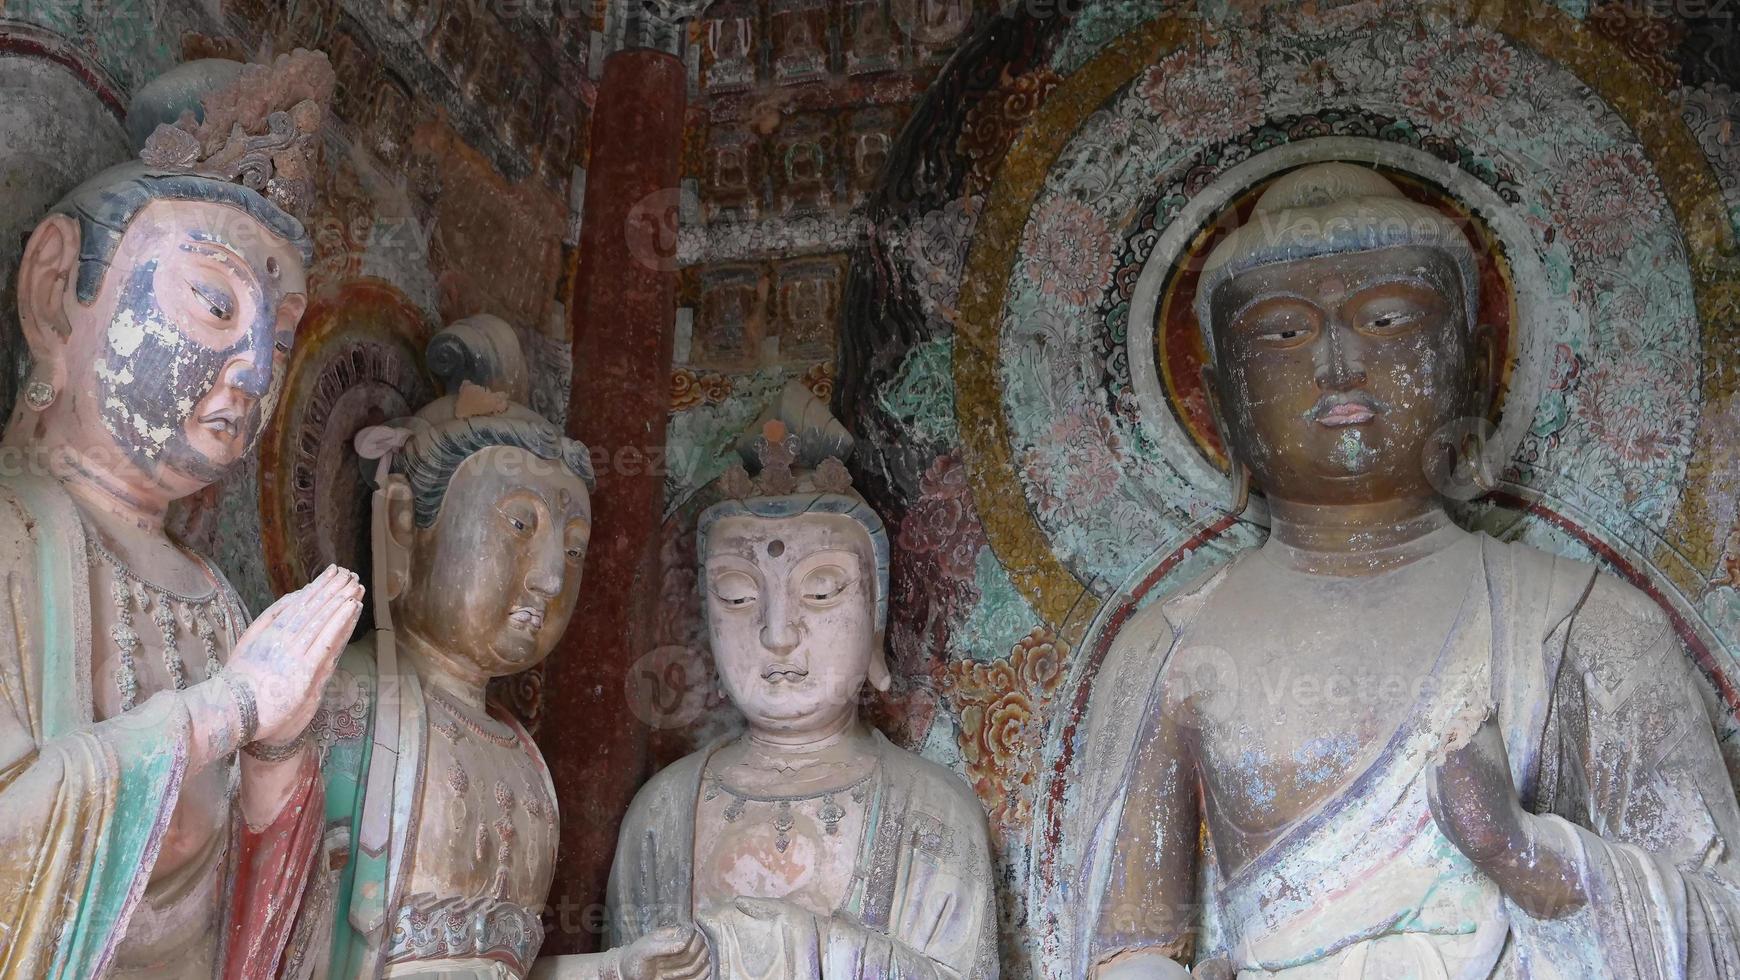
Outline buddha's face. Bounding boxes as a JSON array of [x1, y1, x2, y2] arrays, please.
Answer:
[[399, 445, 592, 675], [1207, 245, 1476, 506], [704, 513, 878, 738], [22, 198, 307, 501]]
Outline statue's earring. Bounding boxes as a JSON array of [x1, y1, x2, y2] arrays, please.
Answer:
[[24, 379, 56, 411]]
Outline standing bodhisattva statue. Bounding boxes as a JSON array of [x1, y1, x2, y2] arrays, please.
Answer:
[[1074, 163, 1740, 979], [0, 54, 365, 978], [282, 320, 711, 980], [608, 383, 1000, 978]]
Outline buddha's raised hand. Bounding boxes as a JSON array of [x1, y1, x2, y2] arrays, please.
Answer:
[[225, 565, 365, 745], [1427, 707, 1586, 919]]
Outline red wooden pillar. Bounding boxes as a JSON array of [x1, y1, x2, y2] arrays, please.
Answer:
[[539, 46, 685, 954]]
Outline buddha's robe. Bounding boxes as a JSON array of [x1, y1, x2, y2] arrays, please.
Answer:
[[1072, 533, 1740, 978], [0, 474, 321, 979], [284, 643, 625, 980], [608, 730, 999, 979]]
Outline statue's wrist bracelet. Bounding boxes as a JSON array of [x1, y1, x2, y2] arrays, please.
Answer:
[[218, 672, 260, 747], [243, 727, 309, 763]]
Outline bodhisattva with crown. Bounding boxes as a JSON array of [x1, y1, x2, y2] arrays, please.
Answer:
[[607, 383, 999, 978], [281, 320, 710, 980], [1072, 163, 1740, 979], [0, 53, 367, 978]]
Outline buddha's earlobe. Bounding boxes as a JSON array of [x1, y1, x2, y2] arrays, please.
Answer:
[[381, 475, 415, 601], [1201, 363, 1250, 515], [868, 634, 891, 692], [1225, 456, 1251, 515], [16, 215, 79, 398], [1472, 322, 1499, 418]]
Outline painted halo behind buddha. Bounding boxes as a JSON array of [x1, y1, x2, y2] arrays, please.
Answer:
[[1071, 163, 1740, 979]]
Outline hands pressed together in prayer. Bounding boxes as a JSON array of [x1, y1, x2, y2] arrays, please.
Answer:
[[228, 565, 366, 746]]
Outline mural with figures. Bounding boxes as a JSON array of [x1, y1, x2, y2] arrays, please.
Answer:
[[649, 1, 1740, 974]]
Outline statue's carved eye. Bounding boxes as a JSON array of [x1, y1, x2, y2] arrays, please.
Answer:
[[1361, 309, 1420, 334], [800, 565, 853, 604], [189, 282, 234, 321], [709, 570, 759, 608], [498, 505, 535, 535], [1242, 297, 1316, 347]]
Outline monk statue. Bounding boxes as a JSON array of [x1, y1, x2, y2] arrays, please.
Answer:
[[0, 53, 368, 977], [1072, 162, 1740, 978], [282, 321, 710, 980], [607, 382, 999, 978]]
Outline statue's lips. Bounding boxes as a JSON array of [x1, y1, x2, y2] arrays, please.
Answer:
[[762, 664, 808, 682], [508, 607, 544, 631], [1312, 396, 1380, 427]]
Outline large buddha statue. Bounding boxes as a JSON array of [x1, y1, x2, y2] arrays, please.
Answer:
[[0, 53, 367, 977], [283, 321, 709, 980], [1073, 163, 1740, 978], [608, 383, 999, 978]]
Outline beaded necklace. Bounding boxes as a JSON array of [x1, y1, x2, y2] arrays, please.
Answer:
[[85, 522, 236, 712]]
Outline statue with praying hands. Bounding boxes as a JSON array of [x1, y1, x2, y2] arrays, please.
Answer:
[[0, 52, 367, 978]]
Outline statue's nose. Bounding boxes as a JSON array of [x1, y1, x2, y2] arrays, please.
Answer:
[[760, 590, 800, 654], [225, 353, 273, 401], [1314, 321, 1367, 391]]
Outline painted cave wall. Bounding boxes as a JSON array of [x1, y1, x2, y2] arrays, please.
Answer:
[[649, 2, 1740, 976], [6, 0, 1740, 976]]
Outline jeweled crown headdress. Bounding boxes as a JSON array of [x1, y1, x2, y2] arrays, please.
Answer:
[[133, 50, 336, 222], [702, 381, 891, 633]]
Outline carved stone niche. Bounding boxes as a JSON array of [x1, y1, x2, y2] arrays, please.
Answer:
[[705, 126, 763, 223], [385, 0, 438, 36], [466, 37, 501, 106], [893, 0, 973, 58], [286, 0, 342, 49], [847, 107, 900, 206], [506, 62, 544, 151], [771, 0, 831, 85], [540, 96, 578, 186], [483, 42, 522, 124], [774, 256, 845, 362], [772, 113, 836, 216], [703, 0, 758, 94], [326, 29, 379, 125], [368, 80, 416, 168], [693, 264, 767, 369], [429, 0, 478, 87], [845, 0, 900, 76]]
